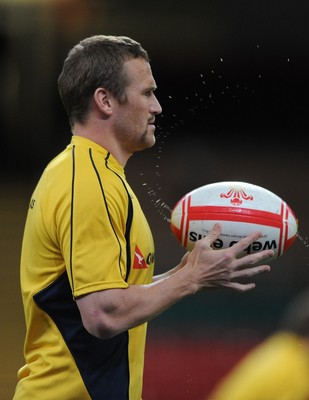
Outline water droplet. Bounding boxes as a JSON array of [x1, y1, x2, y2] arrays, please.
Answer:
[[297, 232, 309, 248]]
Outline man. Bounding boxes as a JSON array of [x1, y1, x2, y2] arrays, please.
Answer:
[[13, 35, 273, 400]]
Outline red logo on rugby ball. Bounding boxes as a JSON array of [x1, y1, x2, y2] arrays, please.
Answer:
[[220, 186, 254, 206]]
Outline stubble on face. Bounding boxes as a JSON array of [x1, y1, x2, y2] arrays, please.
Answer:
[[112, 58, 159, 155]]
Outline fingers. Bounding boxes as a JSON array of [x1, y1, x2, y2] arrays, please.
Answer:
[[222, 237, 273, 290], [221, 281, 256, 292], [221, 249, 272, 292], [228, 230, 265, 257], [234, 239, 274, 269], [197, 223, 222, 248], [188, 224, 274, 293], [198, 225, 269, 255], [232, 263, 271, 279], [211, 225, 275, 262], [220, 262, 271, 292]]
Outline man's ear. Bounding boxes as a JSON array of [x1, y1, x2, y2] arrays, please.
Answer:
[[94, 87, 113, 116]]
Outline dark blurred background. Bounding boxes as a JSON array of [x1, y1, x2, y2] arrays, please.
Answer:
[[1, 0, 308, 399]]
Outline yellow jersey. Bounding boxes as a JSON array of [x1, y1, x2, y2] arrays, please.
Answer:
[[14, 136, 155, 400]]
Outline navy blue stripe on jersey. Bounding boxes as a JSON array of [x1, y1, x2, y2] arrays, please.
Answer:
[[103, 153, 133, 282], [69, 145, 76, 290], [123, 195, 133, 282], [88, 149, 124, 278], [33, 272, 130, 399], [89, 149, 133, 283]]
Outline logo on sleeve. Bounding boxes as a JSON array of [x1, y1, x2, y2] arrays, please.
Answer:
[[133, 245, 148, 269]]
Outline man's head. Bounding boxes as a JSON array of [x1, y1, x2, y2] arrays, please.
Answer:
[[58, 35, 150, 127]]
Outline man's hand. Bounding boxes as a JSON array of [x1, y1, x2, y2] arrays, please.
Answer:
[[185, 223, 273, 292]]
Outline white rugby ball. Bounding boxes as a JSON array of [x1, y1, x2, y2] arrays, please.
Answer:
[[170, 181, 298, 261]]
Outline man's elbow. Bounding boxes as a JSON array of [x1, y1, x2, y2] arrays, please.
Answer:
[[76, 290, 127, 339], [81, 314, 121, 340]]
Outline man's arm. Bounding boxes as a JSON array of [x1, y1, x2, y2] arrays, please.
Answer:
[[76, 224, 273, 339]]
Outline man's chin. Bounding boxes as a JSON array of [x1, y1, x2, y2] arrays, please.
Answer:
[[145, 130, 156, 146]]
